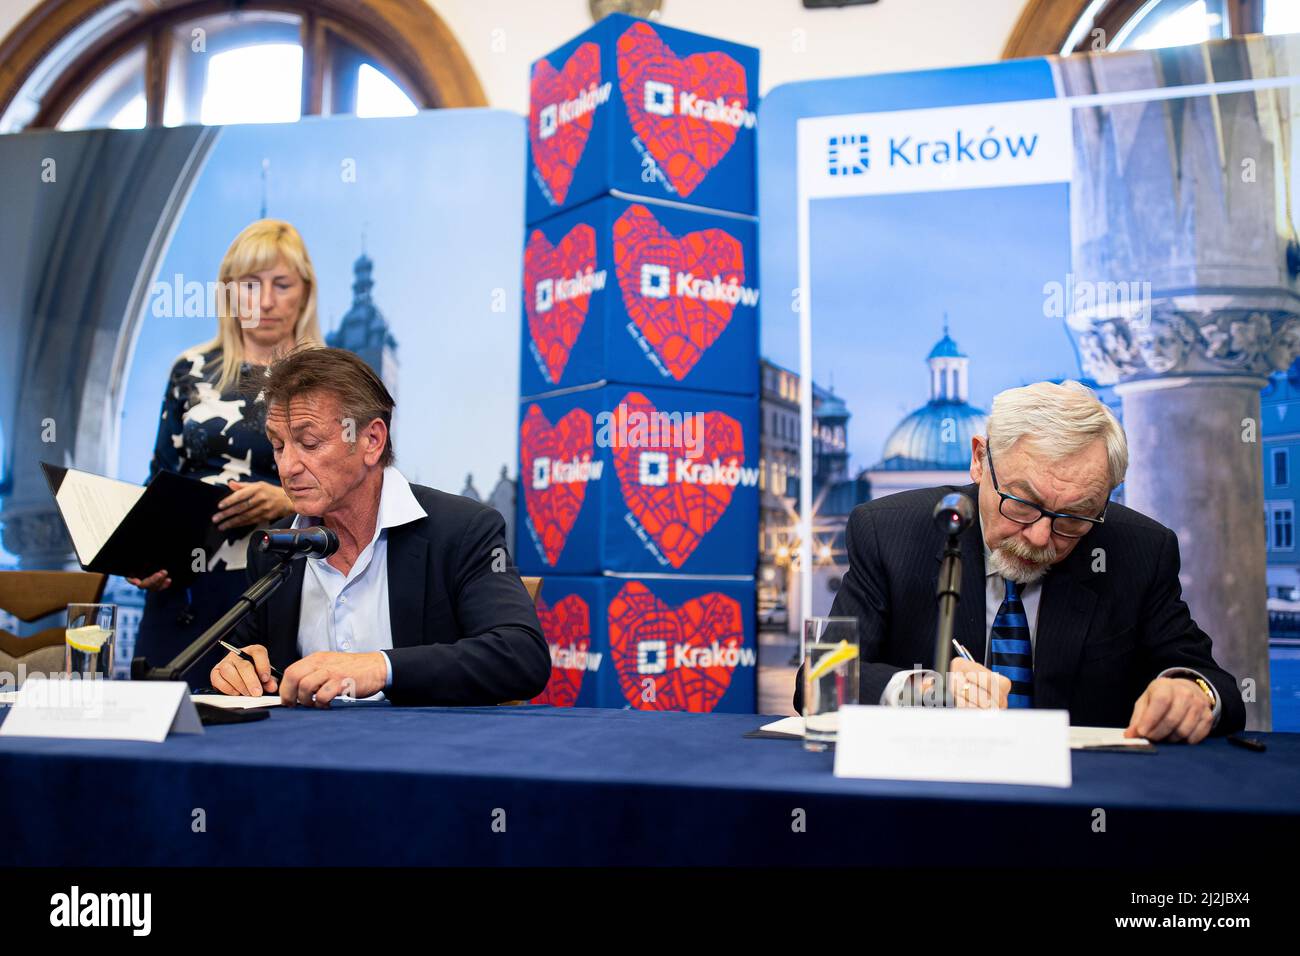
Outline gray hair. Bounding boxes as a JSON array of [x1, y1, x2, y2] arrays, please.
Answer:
[[986, 380, 1128, 488]]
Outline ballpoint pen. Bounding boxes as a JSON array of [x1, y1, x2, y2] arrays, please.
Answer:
[[218, 640, 284, 681]]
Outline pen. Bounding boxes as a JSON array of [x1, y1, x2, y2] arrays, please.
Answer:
[[1227, 734, 1266, 753], [218, 640, 283, 681], [951, 638, 975, 663]]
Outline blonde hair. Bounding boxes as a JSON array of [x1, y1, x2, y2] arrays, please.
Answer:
[[987, 380, 1129, 488], [191, 219, 323, 392]]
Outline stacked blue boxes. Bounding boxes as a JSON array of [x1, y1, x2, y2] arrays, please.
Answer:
[[518, 14, 759, 714]]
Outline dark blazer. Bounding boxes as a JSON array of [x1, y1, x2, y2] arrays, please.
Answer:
[[796, 483, 1246, 734], [232, 483, 551, 706]]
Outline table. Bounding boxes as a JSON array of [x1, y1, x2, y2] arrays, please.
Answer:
[[2, 703, 1298, 866]]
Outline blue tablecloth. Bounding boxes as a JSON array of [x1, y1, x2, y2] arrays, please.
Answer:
[[2, 703, 1298, 866]]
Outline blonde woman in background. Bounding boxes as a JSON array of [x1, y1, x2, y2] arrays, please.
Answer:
[[129, 219, 323, 676]]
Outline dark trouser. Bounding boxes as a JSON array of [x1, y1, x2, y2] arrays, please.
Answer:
[[134, 569, 251, 690]]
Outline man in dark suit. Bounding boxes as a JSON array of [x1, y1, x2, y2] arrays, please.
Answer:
[[799, 380, 1245, 742], [210, 347, 550, 707]]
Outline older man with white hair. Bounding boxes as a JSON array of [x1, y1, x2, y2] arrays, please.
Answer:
[[797, 380, 1245, 742]]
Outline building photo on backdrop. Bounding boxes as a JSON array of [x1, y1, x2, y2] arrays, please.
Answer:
[[0, 109, 527, 678], [756, 29, 1300, 730]]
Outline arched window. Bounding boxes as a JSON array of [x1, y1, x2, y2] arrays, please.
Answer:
[[1005, 0, 1296, 59], [0, 0, 485, 134]]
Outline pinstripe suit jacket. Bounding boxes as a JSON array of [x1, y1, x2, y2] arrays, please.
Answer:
[[800, 483, 1246, 733]]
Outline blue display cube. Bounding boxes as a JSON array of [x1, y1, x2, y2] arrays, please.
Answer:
[[526, 13, 759, 224]]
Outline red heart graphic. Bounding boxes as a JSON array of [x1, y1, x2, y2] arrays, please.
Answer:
[[524, 224, 598, 384], [608, 581, 744, 712], [529, 42, 602, 205], [530, 594, 592, 707], [617, 21, 747, 197], [520, 405, 595, 565], [614, 203, 745, 380], [609, 391, 745, 568]]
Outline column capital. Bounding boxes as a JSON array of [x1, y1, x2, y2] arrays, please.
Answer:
[[1067, 302, 1300, 385], [0, 505, 74, 570]]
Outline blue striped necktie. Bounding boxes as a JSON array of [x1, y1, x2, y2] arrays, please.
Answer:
[[990, 577, 1034, 708]]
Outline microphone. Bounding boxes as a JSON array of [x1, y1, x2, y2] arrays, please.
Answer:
[[932, 493, 975, 537], [254, 526, 339, 559]]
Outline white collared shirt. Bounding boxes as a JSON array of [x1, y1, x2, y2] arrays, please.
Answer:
[[293, 467, 427, 683]]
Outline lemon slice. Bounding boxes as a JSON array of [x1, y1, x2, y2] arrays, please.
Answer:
[[807, 639, 859, 681], [66, 625, 111, 653]]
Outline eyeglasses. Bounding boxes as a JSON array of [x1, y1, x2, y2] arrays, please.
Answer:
[[985, 441, 1106, 539]]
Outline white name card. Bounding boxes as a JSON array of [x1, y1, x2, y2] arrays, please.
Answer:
[[833, 705, 1072, 788], [0, 678, 202, 743]]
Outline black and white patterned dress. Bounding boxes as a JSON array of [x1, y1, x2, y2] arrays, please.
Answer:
[[136, 346, 282, 675], [148, 345, 281, 572]]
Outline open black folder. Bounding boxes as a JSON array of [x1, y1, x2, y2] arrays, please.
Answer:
[[42, 462, 231, 586]]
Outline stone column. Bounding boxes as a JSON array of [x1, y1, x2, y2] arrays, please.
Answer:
[[1054, 36, 1300, 730], [1118, 362, 1281, 732]]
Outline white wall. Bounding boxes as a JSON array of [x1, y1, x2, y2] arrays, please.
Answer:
[[0, 0, 1029, 114], [435, 0, 1028, 113]]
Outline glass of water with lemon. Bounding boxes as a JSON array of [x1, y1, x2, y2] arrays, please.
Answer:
[[802, 617, 859, 752], [65, 603, 117, 679]]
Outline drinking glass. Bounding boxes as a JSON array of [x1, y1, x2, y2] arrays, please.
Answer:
[[65, 603, 117, 679], [802, 616, 859, 752]]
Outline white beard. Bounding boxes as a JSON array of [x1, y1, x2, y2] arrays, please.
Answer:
[[987, 544, 1053, 585]]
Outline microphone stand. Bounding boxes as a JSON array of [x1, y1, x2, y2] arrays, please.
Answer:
[[930, 533, 963, 706], [131, 559, 293, 682]]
